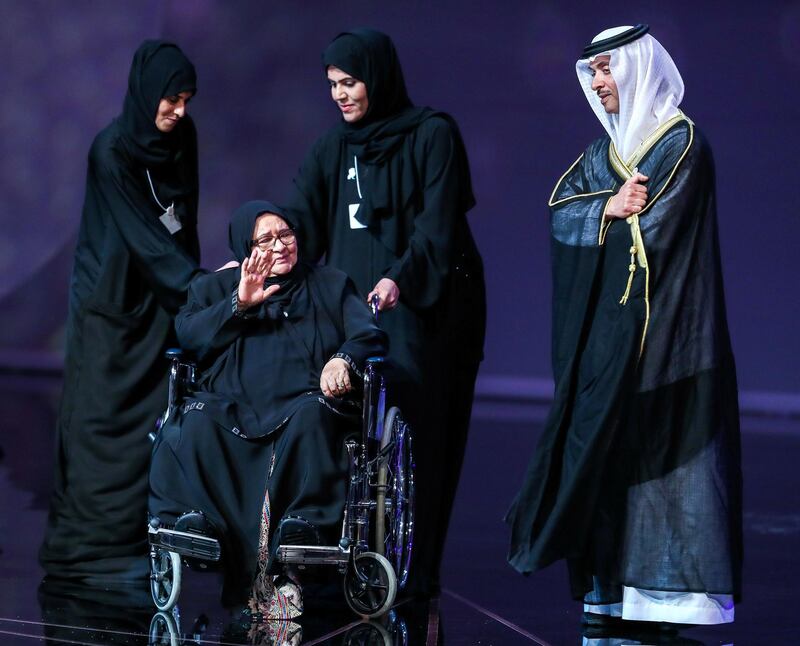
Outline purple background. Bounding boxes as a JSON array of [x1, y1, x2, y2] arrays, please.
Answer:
[[1, 0, 798, 400]]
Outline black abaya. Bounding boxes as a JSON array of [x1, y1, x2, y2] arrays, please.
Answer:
[[40, 41, 203, 581], [286, 29, 486, 596], [149, 200, 388, 604], [506, 119, 742, 602]]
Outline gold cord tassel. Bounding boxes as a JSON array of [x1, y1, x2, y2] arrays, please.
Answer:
[[620, 212, 645, 305], [620, 248, 637, 304]]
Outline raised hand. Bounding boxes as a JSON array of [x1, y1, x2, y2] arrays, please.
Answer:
[[606, 171, 649, 219], [237, 248, 279, 310]]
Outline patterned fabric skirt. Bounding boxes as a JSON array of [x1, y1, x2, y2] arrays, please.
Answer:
[[249, 489, 303, 619]]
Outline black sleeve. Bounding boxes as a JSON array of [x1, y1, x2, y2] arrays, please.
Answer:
[[384, 119, 463, 309], [285, 140, 330, 264], [635, 126, 698, 244], [92, 146, 204, 314], [332, 277, 388, 376], [174, 270, 248, 362], [549, 145, 617, 249]]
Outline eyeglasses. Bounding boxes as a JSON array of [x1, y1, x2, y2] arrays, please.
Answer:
[[251, 229, 296, 250]]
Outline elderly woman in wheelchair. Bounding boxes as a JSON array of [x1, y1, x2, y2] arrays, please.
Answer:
[[147, 200, 405, 619]]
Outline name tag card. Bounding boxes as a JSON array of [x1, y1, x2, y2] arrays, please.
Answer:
[[159, 204, 182, 234]]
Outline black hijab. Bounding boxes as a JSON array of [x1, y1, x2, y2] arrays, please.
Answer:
[[321, 28, 475, 223], [227, 200, 306, 319], [323, 29, 429, 163], [323, 29, 412, 125], [227, 200, 300, 262], [119, 40, 197, 167]]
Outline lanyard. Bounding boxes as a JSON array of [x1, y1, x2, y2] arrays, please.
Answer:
[[146, 169, 172, 212]]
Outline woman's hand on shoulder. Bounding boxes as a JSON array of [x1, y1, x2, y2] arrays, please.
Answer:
[[237, 249, 278, 310], [217, 260, 239, 272], [320, 358, 352, 398]]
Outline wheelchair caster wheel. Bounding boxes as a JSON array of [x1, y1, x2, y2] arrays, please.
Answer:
[[150, 548, 182, 611], [343, 552, 397, 619], [149, 610, 180, 646]]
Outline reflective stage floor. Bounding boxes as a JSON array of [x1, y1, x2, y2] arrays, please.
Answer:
[[1, 375, 798, 644]]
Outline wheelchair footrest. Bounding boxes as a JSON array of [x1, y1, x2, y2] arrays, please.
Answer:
[[149, 526, 221, 562], [277, 544, 349, 566]]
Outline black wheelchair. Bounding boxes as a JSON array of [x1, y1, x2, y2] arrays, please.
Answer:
[[147, 306, 415, 620]]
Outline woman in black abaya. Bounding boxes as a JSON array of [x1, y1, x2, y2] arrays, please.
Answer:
[[149, 200, 387, 614], [40, 40, 204, 582], [285, 28, 486, 597]]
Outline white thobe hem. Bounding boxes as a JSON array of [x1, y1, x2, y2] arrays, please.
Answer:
[[584, 586, 734, 625]]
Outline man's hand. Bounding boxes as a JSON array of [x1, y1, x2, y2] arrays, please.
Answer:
[[367, 277, 400, 311], [606, 172, 649, 219], [237, 248, 279, 310], [320, 358, 352, 398]]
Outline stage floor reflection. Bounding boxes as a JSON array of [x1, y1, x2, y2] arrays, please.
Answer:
[[1, 375, 798, 644]]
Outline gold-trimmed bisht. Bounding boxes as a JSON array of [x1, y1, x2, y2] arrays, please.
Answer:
[[548, 154, 616, 246], [547, 115, 694, 358], [548, 153, 616, 209], [607, 113, 695, 358]]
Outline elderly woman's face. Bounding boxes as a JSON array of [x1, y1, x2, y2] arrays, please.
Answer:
[[252, 214, 298, 276], [327, 65, 368, 123]]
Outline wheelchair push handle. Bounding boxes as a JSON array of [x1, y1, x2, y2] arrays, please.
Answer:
[[370, 293, 380, 321]]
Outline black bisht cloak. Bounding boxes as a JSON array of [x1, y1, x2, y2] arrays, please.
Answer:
[[40, 40, 203, 581], [285, 28, 486, 594], [149, 200, 387, 603], [507, 118, 743, 600]]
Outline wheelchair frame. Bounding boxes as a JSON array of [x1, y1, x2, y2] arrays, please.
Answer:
[[148, 309, 415, 619]]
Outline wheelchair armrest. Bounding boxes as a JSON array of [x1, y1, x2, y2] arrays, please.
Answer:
[[152, 349, 198, 442], [165, 348, 197, 411], [362, 357, 387, 443], [361, 356, 386, 387], [164, 347, 185, 360], [165, 348, 196, 370], [165, 347, 198, 362]]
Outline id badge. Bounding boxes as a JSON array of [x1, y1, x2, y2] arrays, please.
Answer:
[[159, 203, 182, 234]]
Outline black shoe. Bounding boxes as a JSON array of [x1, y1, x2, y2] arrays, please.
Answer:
[[582, 611, 626, 627], [581, 614, 687, 642], [174, 510, 217, 537], [274, 516, 321, 547]]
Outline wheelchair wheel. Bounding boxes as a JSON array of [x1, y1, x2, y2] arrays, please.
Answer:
[[376, 407, 415, 589], [148, 610, 180, 646], [342, 621, 392, 646], [150, 548, 182, 611], [344, 609, 409, 646], [343, 552, 397, 619]]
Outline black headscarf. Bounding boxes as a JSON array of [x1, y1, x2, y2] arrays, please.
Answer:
[[227, 200, 306, 320], [322, 28, 475, 223], [119, 40, 197, 167], [323, 28, 430, 164], [323, 29, 412, 124], [227, 200, 299, 262]]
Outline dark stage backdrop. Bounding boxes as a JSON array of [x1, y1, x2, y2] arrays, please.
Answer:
[[1, 0, 798, 405]]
